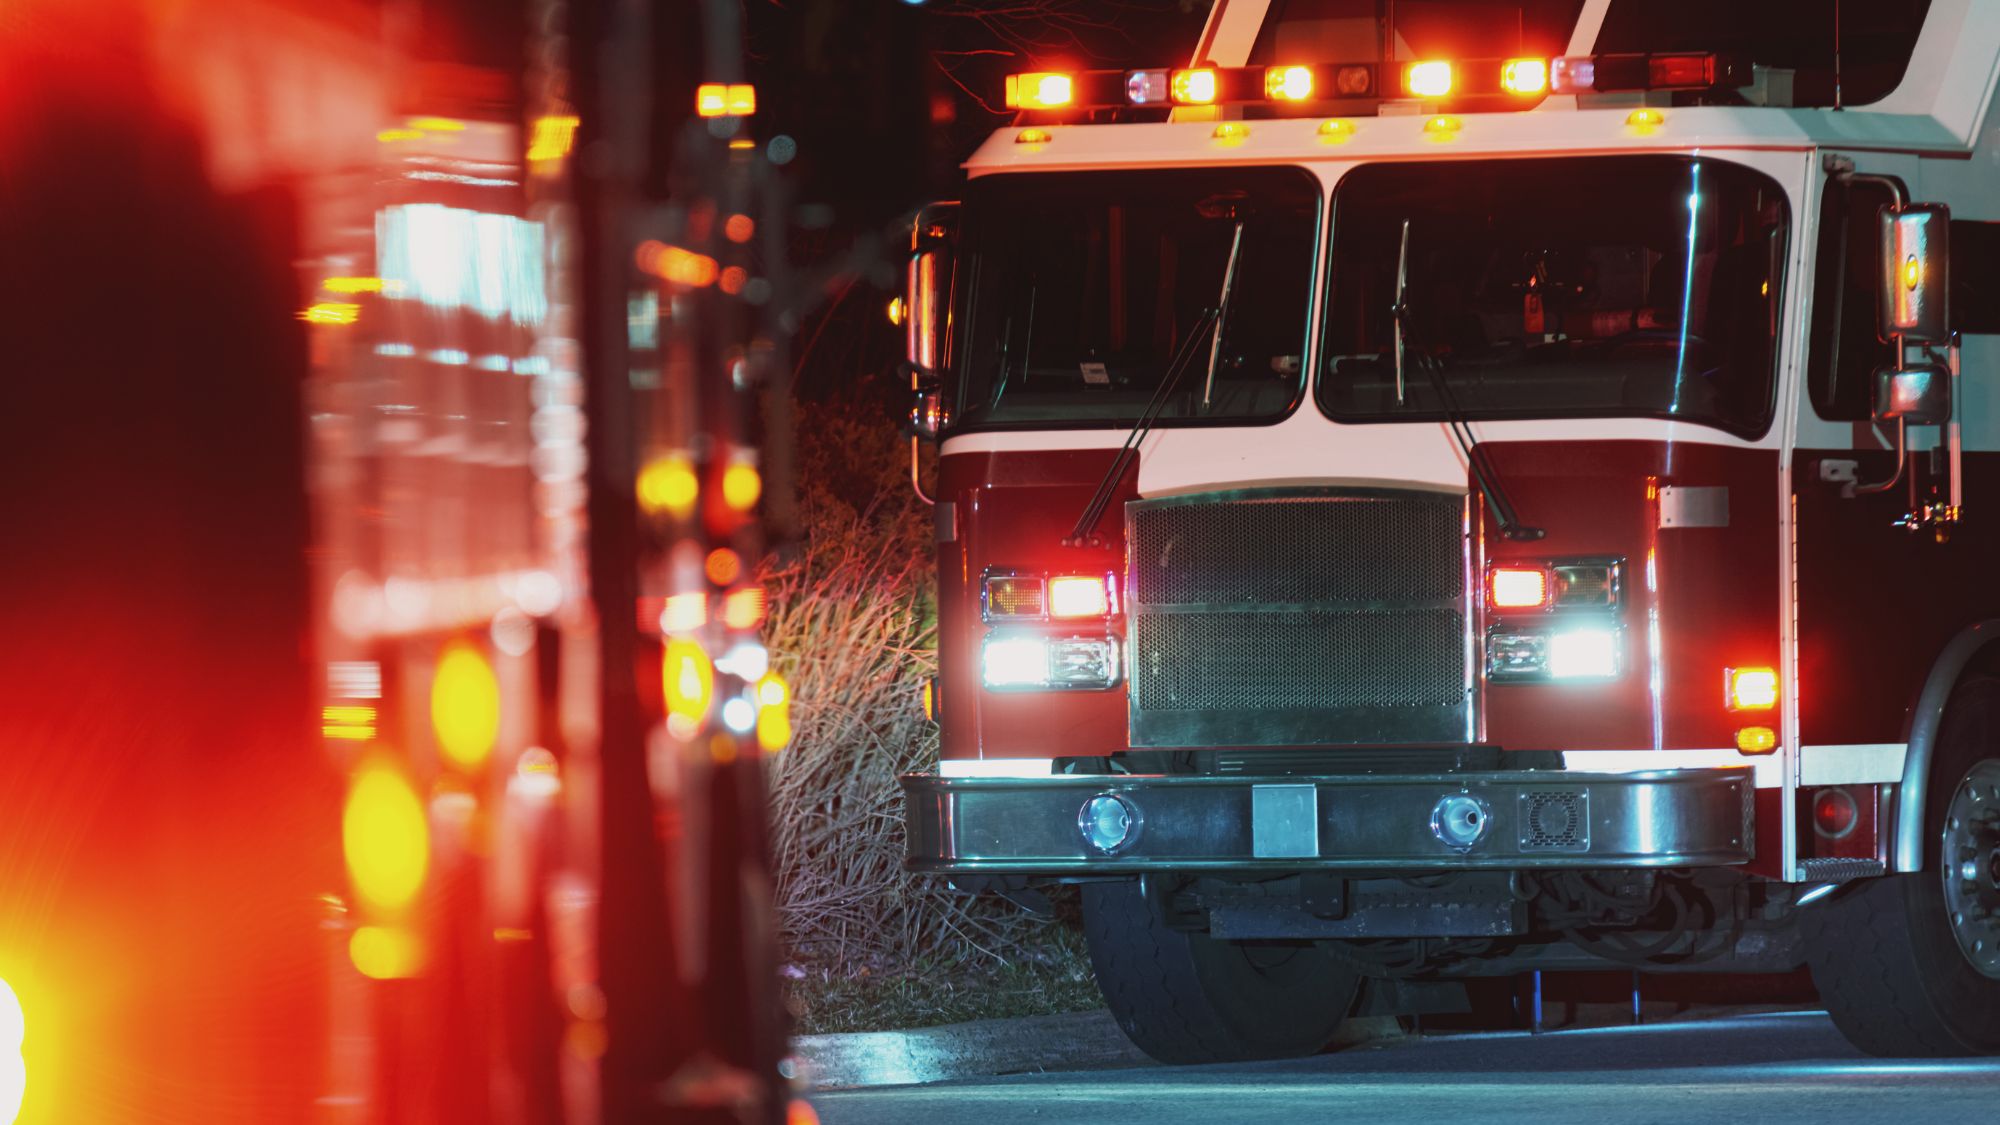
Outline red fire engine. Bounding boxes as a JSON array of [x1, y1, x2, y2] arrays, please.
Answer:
[[902, 0, 2000, 1062]]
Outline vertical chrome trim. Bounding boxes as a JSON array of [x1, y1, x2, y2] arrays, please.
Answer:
[[1777, 156, 1815, 880], [1464, 492, 1479, 743]]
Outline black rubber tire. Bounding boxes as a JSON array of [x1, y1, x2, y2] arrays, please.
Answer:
[[1080, 879, 1359, 1065], [1802, 674, 2000, 1056]]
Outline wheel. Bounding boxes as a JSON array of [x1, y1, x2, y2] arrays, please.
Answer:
[[1080, 879, 1359, 1065], [1802, 674, 2000, 1056]]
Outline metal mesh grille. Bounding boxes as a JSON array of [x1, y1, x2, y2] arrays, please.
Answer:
[[1132, 496, 1462, 608], [1127, 490, 1468, 746], [1518, 790, 1590, 852], [1134, 610, 1463, 710]]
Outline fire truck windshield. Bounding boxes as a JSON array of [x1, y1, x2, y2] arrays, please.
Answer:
[[1318, 155, 1788, 439], [947, 167, 1319, 432]]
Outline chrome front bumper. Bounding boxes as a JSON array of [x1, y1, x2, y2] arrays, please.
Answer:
[[902, 768, 1754, 874]]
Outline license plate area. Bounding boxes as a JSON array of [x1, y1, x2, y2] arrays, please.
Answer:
[[1251, 784, 1320, 858]]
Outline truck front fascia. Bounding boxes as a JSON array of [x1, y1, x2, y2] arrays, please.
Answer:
[[903, 766, 1754, 874]]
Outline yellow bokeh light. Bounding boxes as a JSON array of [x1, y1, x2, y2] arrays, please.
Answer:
[[350, 925, 425, 979], [722, 462, 762, 511], [665, 639, 714, 728], [299, 302, 360, 325], [322, 276, 384, 294], [432, 642, 501, 769], [637, 455, 700, 518], [342, 761, 430, 916], [527, 114, 581, 164], [756, 673, 792, 753], [407, 116, 467, 132]]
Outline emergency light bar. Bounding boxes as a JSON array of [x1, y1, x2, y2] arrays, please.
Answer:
[[1004, 51, 1743, 114]]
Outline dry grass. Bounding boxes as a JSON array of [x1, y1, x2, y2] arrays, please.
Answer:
[[763, 400, 1075, 1018]]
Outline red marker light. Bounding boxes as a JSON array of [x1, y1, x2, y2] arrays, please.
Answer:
[[1489, 567, 1548, 609]]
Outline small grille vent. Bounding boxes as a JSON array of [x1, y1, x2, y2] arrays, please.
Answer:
[[1518, 789, 1590, 852]]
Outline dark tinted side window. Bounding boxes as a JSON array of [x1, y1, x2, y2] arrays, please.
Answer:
[[1951, 220, 2000, 335], [1806, 179, 1896, 421]]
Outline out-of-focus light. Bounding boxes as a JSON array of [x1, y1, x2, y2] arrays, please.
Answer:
[[1727, 667, 1780, 710], [636, 241, 720, 288], [1005, 72, 1073, 110], [887, 296, 906, 326], [1265, 65, 1314, 101], [983, 635, 1049, 688], [720, 266, 749, 294], [1212, 122, 1249, 141], [0, 976, 20, 1125], [1015, 128, 1051, 145], [1489, 567, 1548, 609], [527, 114, 581, 163], [1626, 108, 1665, 131], [727, 138, 757, 151], [697, 83, 757, 117], [377, 128, 424, 143], [723, 587, 768, 630], [1549, 629, 1618, 679], [1317, 118, 1356, 141], [665, 639, 715, 730], [1048, 576, 1112, 618], [1405, 60, 1453, 98], [788, 1099, 822, 1125], [706, 548, 743, 586], [1736, 725, 1778, 755], [661, 592, 708, 635], [1170, 68, 1217, 104], [343, 761, 430, 916], [323, 276, 385, 294], [513, 746, 561, 799], [637, 454, 700, 518], [725, 214, 756, 242], [756, 673, 792, 752], [716, 641, 771, 680], [432, 641, 501, 769], [1501, 58, 1548, 95], [722, 461, 762, 511], [408, 116, 467, 132], [300, 302, 361, 325], [350, 925, 424, 980], [722, 696, 756, 734], [1423, 114, 1462, 137], [323, 704, 377, 742]]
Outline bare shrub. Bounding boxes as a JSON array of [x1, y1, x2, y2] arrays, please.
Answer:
[[762, 399, 1052, 974]]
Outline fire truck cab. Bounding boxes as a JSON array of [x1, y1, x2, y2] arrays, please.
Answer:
[[901, 0, 2000, 1062]]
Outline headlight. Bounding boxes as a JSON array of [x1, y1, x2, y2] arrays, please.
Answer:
[[981, 633, 1119, 690]]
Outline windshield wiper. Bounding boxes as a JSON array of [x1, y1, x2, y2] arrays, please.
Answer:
[[1064, 306, 1221, 548], [1201, 219, 1246, 407], [1393, 219, 1543, 541], [1414, 351, 1545, 541]]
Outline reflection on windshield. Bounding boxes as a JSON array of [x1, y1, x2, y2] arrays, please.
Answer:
[[1318, 156, 1788, 438], [949, 168, 1319, 431]]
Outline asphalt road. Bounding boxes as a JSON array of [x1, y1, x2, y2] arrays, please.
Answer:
[[811, 1010, 2000, 1124]]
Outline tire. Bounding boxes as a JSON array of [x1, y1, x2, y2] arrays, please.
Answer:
[[1802, 674, 2000, 1056], [1080, 879, 1359, 1065]]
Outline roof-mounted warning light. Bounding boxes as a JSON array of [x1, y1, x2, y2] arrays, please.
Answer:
[[1550, 52, 1747, 94]]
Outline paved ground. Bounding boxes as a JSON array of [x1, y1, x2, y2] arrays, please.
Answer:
[[811, 1010, 2000, 1124]]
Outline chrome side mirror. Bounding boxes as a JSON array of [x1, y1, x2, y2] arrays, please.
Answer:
[[907, 383, 946, 441], [1878, 203, 1950, 345], [1873, 362, 1952, 425]]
